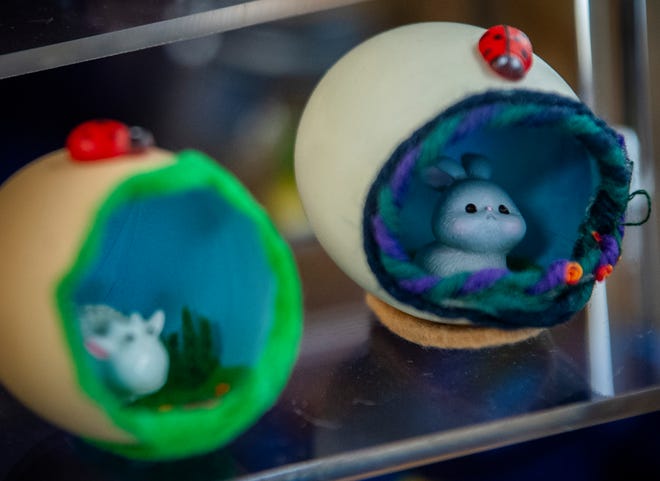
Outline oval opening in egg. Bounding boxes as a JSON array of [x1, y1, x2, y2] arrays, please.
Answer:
[[55, 151, 301, 459], [363, 90, 631, 328]]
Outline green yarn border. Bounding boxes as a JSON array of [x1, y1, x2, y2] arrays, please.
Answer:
[[364, 90, 632, 327], [55, 150, 302, 460]]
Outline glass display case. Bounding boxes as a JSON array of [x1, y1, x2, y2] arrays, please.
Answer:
[[1, 1, 658, 480]]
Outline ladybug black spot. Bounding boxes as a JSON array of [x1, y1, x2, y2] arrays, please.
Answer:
[[494, 34, 504, 40], [129, 126, 155, 150]]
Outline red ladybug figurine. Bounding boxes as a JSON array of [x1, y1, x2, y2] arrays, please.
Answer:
[[66, 119, 154, 162], [478, 25, 533, 80]]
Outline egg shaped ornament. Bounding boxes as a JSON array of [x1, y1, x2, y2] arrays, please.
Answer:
[[295, 23, 632, 345], [0, 120, 302, 459]]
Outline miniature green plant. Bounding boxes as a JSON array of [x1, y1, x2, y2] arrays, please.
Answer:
[[130, 307, 251, 408], [167, 307, 219, 388]]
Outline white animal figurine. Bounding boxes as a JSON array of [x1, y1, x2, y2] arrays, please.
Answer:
[[80, 304, 169, 399], [415, 153, 526, 277]]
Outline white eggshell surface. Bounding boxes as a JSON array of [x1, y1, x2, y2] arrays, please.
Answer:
[[295, 22, 578, 322]]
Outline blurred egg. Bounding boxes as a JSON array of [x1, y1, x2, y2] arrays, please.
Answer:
[[0, 120, 302, 459]]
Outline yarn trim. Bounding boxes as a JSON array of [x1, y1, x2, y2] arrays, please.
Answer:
[[55, 150, 302, 459], [622, 189, 652, 226], [363, 90, 632, 328]]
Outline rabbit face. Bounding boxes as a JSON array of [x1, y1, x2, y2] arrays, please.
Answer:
[[102, 312, 169, 396], [432, 179, 526, 254], [82, 306, 169, 398], [415, 153, 527, 277]]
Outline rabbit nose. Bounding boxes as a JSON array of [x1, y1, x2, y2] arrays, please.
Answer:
[[485, 206, 493, 212]]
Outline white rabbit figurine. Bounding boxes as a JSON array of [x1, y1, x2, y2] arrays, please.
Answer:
[[415, 154, 526, 277], [80, 304, 169, 399]]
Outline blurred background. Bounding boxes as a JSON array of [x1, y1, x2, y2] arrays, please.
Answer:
[[1, 0, 658, 312], [0, 1, 659, 479]]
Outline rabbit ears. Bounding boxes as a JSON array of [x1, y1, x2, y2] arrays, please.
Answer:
[[421, 153, 492, 189]]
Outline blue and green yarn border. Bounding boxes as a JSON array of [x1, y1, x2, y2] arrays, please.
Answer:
[[55, 150, 302, 459], [363, 90, 632, 328]]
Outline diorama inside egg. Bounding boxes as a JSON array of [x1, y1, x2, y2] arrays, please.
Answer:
[[295, 23, 632, 330], [0, 120, 302, 459]]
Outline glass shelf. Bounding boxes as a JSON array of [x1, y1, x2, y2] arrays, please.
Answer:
[[1, 1, 658, 479], [2, 263, 659, 480], [0, 0, 366, 79]]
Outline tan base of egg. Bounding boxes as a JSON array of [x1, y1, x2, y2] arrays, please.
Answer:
[[366, 294, 543, 349]]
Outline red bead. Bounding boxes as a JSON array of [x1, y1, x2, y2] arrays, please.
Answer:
[[66, 120, 131, 161], [564, 262, 583, 285], [595, 264, 613, 282], [478, 25, 533, 80]]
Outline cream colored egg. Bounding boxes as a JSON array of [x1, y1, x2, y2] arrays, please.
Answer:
[[295, 22, 579, 323], [0, 141, 303, 459], [0, 148, 173, 444]]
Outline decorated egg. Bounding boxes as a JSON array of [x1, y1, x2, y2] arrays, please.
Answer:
[[295, 23, 632, 331], [0, 120, 302, 459]]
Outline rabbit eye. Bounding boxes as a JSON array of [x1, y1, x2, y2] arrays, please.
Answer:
[[465, 203, 477, 213], [499, 204, 510, 214], [123, 333, 135, 343], [145, 325, 154, 335]]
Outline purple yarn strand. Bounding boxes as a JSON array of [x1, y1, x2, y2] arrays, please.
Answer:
[[616, 132, 626, 148], [527, 260, 568, 295], [449, 104, 498, 144], [390, 147, 420, 205], [459, 269, 508, 295], [372, 215, 409, 261], [617, 222, 625, 238], [400, 275, 440, 294], [599, 234, 620, 265]]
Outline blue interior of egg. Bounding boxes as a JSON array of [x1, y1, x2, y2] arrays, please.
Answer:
[[397, 125, 601, 268], [363, 90, 632, 328], [75, 188, 275, 370]]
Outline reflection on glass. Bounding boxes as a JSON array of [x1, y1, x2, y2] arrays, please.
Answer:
[[314, 320, 592, 455]]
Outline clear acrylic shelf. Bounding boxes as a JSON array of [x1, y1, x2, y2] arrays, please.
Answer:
[[0, 0, 365, 79], [1, 1, 658, 479], [2, 283, 659, 480]]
